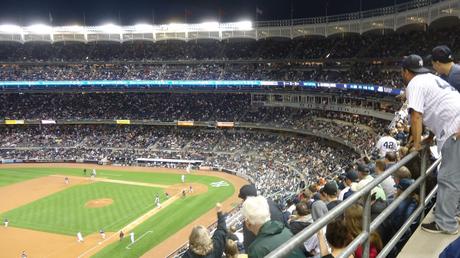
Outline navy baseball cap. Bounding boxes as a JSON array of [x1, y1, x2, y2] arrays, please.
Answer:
[[396, 178, 415, 191], [345, 170, 359, 182], [401, 55, 431, 74], [429, 45, 454, 63], [238, 184, 257, 199], [322, 181, 338, 196], [357, 163, 370, 174]]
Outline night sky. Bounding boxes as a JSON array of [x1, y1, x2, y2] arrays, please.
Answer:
[[0, 0, 412, 26]]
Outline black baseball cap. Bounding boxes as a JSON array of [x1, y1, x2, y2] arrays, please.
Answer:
[[238, 184, 257, 199], [357, 163, 370, 174], [322, 181, 338, 196], [429, 45, 454, 63], [345, 170, 359, 182], [401, 55, 431, 74]]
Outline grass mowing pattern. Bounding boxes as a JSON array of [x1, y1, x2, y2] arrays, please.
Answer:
[[93, 178, 234, 258], [2, 182, 164, 236], [0, 167, 235, 257]]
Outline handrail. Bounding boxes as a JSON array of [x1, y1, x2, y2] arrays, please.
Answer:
[[266, 148, 437, 258]]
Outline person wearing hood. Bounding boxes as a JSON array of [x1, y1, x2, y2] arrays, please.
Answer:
[[238, 184, 284, 251], [182, 203, 227, 258], [242, 196, 305, 258]]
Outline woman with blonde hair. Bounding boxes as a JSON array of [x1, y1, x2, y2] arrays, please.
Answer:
[[344, 204, 383, 258], [183, 203, 227, 258], [225, 239, 248, 258]]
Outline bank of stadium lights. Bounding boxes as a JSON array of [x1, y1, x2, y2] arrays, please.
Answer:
[[0, 24, 22, 33], [98, 24, 122, 33], [134, 24, 154, 32], [27, 24, 53, 34], [0, 20, 253, 35]]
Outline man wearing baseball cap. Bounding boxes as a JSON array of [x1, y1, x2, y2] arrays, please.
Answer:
[[401, 54, 460, 234], [430, 45, 460, 92]]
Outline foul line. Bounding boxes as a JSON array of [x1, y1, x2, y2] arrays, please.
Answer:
[[125, 231, 154, 249]]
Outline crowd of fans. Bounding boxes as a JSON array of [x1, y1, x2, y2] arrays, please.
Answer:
[[0, 125, 359, 197], [0, 26, 457, 62], [0, 62, 403, 87], [0, 93, 389, 151]]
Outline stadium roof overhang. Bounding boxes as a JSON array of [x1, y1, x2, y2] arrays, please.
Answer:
[[0, 0, 457, 43]]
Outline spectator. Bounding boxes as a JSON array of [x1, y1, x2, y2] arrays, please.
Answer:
[[238, 184, 284, 252], [400, 54, 460, 234], [344, 204, 383, 258], [430, 45, 460, 92], [241, 196, 304, 258], [375, 159, 396, 202], [317, 220, 353, 258], [339, 170, 359, 201], [182, 203, 227, 258]]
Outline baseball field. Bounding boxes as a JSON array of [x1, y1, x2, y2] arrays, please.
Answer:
[[0, 164, 247, 258]]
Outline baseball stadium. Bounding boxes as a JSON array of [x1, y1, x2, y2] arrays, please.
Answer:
[[0, 0, 460, 257]]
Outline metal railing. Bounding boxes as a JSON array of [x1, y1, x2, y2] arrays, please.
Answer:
[[266, 147, 439, 258]]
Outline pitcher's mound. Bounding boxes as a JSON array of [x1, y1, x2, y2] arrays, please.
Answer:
[[85, 198, 113, 208]]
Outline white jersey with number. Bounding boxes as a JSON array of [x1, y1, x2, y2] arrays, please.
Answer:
[[406, 73, 460, 151], [376, 136, 399, 157]]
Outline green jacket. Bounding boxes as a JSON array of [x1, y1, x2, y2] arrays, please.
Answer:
[[248, 220, 305, 258]]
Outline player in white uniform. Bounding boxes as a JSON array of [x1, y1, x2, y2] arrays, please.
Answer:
[[77, 232, 84, 242], [130, 232, 135, 244], [375, 129, 399, 158], [4, 218, 8, 227], [186, 164, 191, 174], [155, 193, 161, 208], [91, 168, 97, 180], [181, 174, 185, 183], [401, 55, 460, 234]]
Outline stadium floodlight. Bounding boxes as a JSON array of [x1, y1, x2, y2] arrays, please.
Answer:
[[235, 21, 252, 30], [27, 24, 53, 34], [134, 24, 154, 32], [63, 25, 86, 32], [0, 24, 22, 33], [99, 24, 122, 33], [168, 23, 187, 31], [198, 21, 219, 30]]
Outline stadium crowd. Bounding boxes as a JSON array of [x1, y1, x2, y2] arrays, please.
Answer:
[[0, 26, 457, 62]]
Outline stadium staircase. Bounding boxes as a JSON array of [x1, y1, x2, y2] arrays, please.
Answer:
[[398, 207, 459, 257]]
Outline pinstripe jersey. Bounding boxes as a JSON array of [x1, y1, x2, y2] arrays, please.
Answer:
[[406, 73, 460, 151]]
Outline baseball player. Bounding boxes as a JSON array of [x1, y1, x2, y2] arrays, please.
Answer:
[[99, 228, 106, 239], [77, 232, 84, 242], [130, 232, 135, 244], [181, 174, 185, 183], [155, 193, 161, 208], [3, 218, 8, 227], [91, 168, 97, 180], [21, 251, 27, 258], [119, 230, 125, 241], [186, 164, 191, 174], [182, 189, 187, 198], [189, 185, 193, 193], [83, 169, 87, 176], [64, 177, 69, 185]]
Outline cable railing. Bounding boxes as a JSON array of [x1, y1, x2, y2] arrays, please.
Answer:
[[266, 147, 438, 258], [255, 0, 444, 27]]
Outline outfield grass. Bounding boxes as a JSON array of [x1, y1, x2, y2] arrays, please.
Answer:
[[0, 167, 236, 258], [2, 182, 165, 236]]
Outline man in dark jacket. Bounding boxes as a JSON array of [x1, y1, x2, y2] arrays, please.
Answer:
[[238, 184, 285, 251], [182, 203, 227, 258], [242, 196, 305, 258]]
